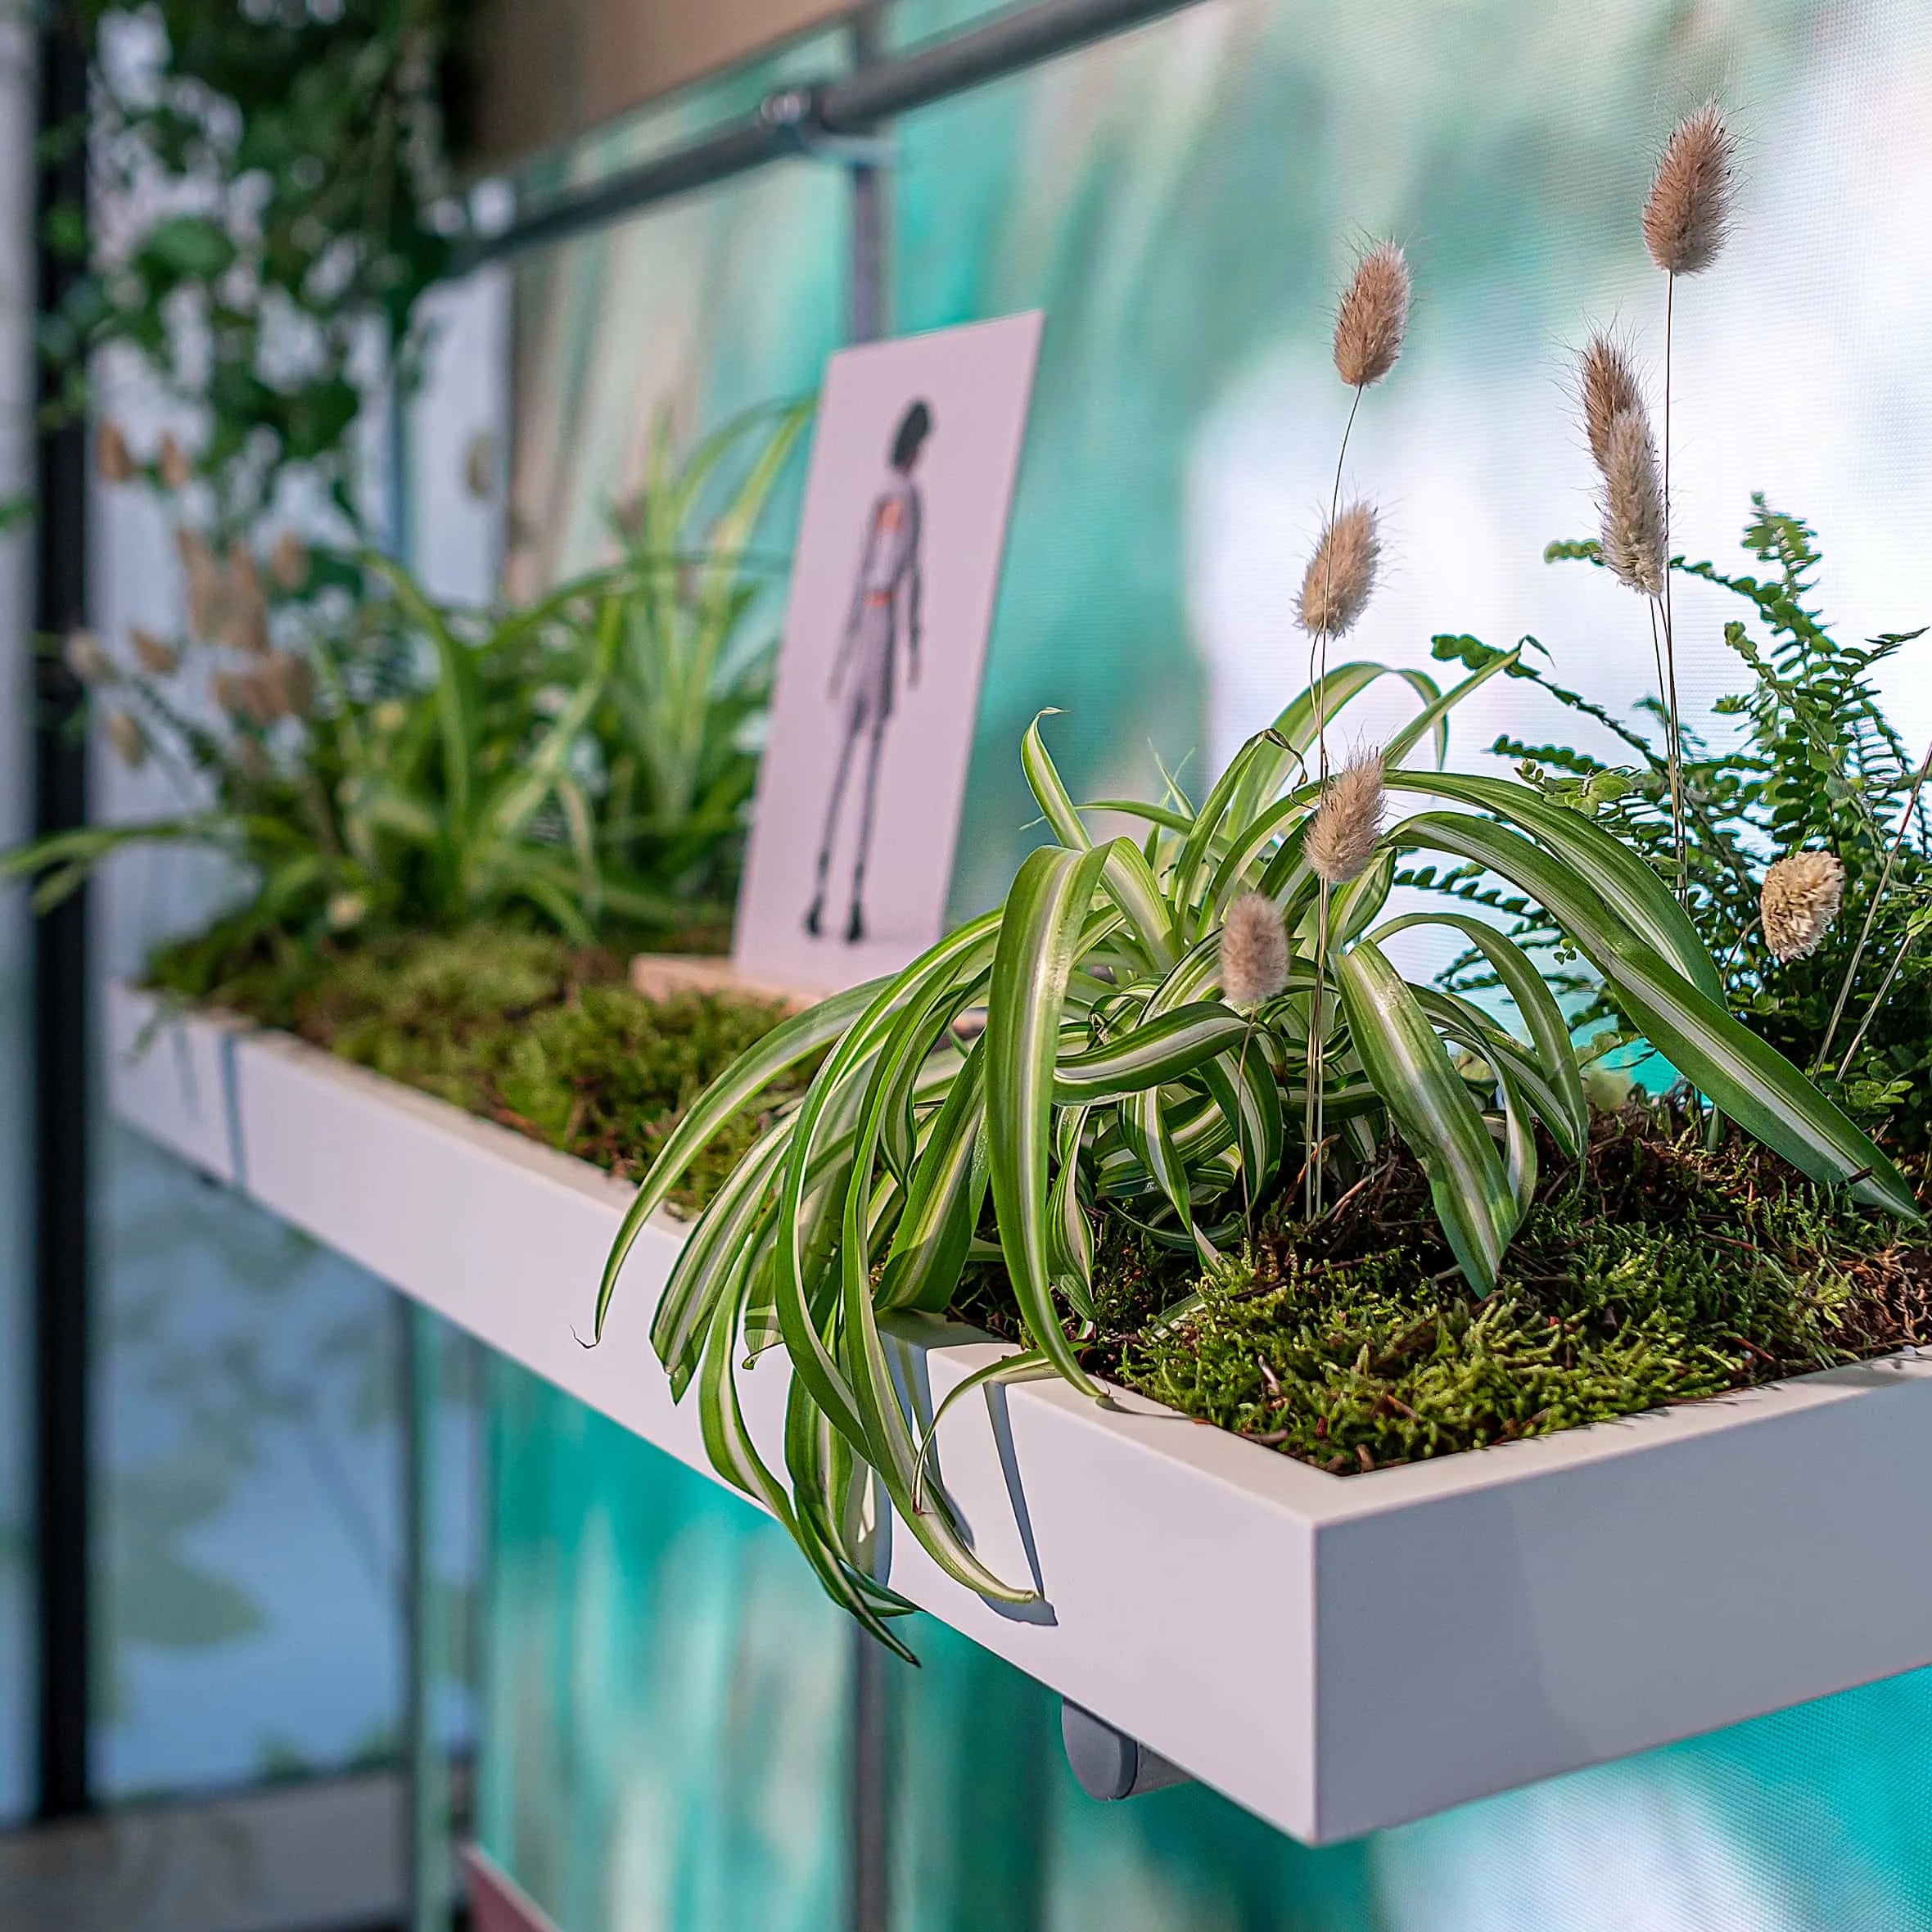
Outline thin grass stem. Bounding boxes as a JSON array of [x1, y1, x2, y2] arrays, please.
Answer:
[[1816, 733, 1932, 1073], [1660, 272, 1686, 900]]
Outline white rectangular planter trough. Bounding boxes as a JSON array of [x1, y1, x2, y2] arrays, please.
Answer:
[[105, 978, 1932, 1844]]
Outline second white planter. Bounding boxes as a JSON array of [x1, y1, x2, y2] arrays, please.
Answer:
[[106, 979, 1932, 1845]]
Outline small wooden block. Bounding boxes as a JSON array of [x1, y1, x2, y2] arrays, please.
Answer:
[[627, 952, 817, 1012]]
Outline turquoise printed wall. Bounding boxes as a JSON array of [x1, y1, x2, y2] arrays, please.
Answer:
[[485, 2, 1932, 1924], [481, 1361, 850, 1930]]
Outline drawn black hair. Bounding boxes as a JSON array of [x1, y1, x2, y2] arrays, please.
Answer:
[[890, 399, 933, 472]]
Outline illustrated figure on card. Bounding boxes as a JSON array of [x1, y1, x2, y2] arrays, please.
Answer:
[[804, 399, 932, 945], [734, 309, 1041, 996]]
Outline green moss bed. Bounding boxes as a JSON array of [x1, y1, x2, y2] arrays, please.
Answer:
[[150, 926, 1932, 1477], [147, 924, 801, 1212], [1000, 1114, 1932, 1475]]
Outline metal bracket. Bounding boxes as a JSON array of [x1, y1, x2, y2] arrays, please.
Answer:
[[758, 84, 896, 169], [1060, 1701, 1193, 1802]]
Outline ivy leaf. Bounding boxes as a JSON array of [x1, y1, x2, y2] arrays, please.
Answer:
[[138, 214, 237, 280]]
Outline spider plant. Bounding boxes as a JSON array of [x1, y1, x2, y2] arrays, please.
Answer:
[[7, 401, 812, 956], [5, 553, 676, 948], [596, 657, 1913, 1650], [603, 398, 814, 903]]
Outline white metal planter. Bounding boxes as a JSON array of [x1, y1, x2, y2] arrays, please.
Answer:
[[106, 978, 1932, 1844]]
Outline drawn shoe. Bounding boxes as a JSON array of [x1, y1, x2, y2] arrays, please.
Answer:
[[846, 903, 866, 945], [803, 897, 823, 937]]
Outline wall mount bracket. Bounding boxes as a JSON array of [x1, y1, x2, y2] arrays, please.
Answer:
[[1060, 1701, 1192, 1803], [758, 84, 895, 169]]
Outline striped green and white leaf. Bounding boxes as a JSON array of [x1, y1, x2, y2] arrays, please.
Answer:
[[594, 684, 1920, 1653]]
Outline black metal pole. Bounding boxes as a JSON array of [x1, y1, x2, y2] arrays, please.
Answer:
[[844, 19, 892, 1925], [31, 4, 93, 1822], [460, 0, 1203, 269]]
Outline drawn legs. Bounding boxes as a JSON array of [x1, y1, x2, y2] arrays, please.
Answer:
[[846, 714, 890, 943], [803, 704, 890, 945]]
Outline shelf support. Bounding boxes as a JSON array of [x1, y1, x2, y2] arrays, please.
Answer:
[[1061, 1702, 1192, 1803]]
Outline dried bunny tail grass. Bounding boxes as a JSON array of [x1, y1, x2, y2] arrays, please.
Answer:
[[1333, 241, 1411, 389], [1307, 749, 1386, 885], [62, 629, 114, 685], [96, 422, 136, 485], [262, 648, 315, 720], [1220, 892, 1289, 1008], [129, 625, 179, 675], [1643, 102, 1735, 278], [1599, 409, 1666, 596], [1578, 333, 1645, 473], [223, 544, 269, 656], [213, 665, 282, 728], [103, 711, 149, 770], [1761, 851, 1844, 962], [1297, 501, 1380, 639], [178, 529, 227, 642], [269, 530, 309, 590], [158, 432, 193, 492]]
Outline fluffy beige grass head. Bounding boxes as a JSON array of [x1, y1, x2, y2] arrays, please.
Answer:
[[1333, 242, 1411, 390], [1579, 333, 1644, 474], [1643, 102, 1735, 277], [1307, 750, 1387, 886], [1599, 408, 1667, 596], [1220, 892, 1289, 1008], [1297, 502, 1380, 640]]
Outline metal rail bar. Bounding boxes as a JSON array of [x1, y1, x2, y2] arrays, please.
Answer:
[[460, 0, 1202, 269]]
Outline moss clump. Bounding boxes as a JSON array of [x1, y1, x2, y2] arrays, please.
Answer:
[[960, 1108, 1932, 1475], [147, 925, 794, 1212]]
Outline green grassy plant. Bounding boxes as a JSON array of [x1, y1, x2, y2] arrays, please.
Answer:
[[597, 661, 1912, 1653], [603, 401, 813, 903], [6, 407, 810, 953]]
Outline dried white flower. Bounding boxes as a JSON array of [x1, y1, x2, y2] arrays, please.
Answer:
[[1761, 851, 1844, 963]]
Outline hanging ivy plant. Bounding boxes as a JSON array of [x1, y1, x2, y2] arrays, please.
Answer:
[[44, 0, 473, 540]]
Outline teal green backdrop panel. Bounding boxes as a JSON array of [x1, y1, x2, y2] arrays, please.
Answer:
[[480, 1356, 851, 1931], [882, 0, 1932, 925], [889, 1611, 1932, 1930], [484, 1382, 1932, 1930]]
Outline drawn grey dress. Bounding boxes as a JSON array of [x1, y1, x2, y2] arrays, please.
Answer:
[[805, 472, 924, 943]]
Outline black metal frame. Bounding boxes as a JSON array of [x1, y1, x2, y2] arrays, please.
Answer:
[[843, 12, 896, 1927], [460, 0, 1200, 268], [32, 3, 93, 1825]]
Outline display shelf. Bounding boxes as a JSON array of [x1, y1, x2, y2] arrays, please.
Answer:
[[105, 978, 1932, 1844]]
